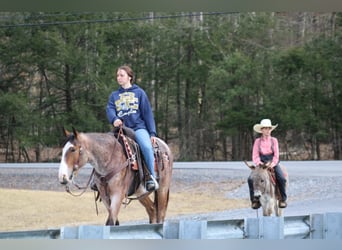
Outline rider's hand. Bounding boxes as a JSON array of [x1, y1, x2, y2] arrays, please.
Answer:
[[113, 119, 123, 127], [151, 136, 157, 145]]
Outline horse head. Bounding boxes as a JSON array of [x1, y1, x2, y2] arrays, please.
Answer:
[[58, 127, 89, 185]]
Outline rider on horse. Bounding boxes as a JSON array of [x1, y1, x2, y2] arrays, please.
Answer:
[[248, 119, 288, 209], [106, 65, 159, 192]]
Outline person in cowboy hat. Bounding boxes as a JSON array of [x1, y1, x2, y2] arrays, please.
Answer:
[[248, 118, 288, 209]]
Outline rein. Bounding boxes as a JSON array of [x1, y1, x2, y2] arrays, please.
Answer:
[[93, 159, 130, 184], [117, 127, 138, 170], [65, 169, 95, 197], [64, 130, 134, 213], [93, 158, 130, 207]]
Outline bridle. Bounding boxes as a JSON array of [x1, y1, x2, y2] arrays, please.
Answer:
[[63, 137, 93, 197]]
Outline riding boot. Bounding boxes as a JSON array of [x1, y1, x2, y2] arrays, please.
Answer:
[[146, 175, 159, 191]]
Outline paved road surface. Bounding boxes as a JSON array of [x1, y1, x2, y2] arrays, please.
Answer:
[[172, 160, 342, 220], [0, 161, 341, 220]]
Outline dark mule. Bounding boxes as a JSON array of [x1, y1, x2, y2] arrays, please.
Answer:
[[244, 161, 288, 216], [58, 127, 173, 225]]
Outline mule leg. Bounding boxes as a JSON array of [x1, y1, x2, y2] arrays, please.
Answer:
[[139, 195, 157, 223], [276, 201, 283, 217], [262, 205, 270, 216]]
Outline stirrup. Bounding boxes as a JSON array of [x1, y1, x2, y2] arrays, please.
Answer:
[[90, 182, 98, 192], [127, 183, 149, 199], [146, 175, 159, 191]]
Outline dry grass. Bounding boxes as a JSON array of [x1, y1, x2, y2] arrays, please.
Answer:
[[0, 180, 249, 232]]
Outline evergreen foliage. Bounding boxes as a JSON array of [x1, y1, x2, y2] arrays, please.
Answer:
[[0, 12, 341, 162]]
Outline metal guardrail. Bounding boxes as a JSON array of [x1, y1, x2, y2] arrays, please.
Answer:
[[0, 212, 341, 239], [0, 228, 60, 239]]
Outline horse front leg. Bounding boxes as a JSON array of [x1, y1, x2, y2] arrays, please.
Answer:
[[105, 194, 123, 226], [101, 197, 120, 226], [105, 215, 119, 226]]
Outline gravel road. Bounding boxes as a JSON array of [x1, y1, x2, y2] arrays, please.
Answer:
[[0, 161, 341, 221]]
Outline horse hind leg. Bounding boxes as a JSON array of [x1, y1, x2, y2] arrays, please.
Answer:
[[155, 189, 170, 223], [139, 196, 157, 223], [155, 153, 172, 223]]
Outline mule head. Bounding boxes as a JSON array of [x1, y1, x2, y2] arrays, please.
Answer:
[[249, 166, 269, 200], [246, 161, 270, 198], [58, 127, 88, 185]]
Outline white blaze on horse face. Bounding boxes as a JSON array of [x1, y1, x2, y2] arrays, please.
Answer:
[[58, 142, 74, 184]]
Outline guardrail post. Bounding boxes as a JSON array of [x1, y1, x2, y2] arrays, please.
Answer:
[[245, 217, 284, 239], [163, 221, 180, 239], [178, 220, 207, 239], [245, 218, 259, 239], [311, 214, 324, 239], [78, 225, 110, 239], [324, 212, 342, 239], [60, 226, 110, 239], [60, 226, 78, 239]]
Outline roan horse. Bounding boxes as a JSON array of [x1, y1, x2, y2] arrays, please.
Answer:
[[58, 127, 173, 225], [244, 161, 288, 216]]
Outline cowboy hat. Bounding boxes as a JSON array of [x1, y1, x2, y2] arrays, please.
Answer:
[[253, 119, 278, 133]]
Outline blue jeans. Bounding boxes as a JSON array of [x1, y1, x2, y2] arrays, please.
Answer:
[[134, 129, 155, 177]]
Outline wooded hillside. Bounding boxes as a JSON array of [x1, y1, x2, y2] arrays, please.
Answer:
[[0, 12, 341, 162]]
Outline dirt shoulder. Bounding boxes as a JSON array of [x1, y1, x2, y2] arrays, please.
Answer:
[[0, 167, 249, 231]]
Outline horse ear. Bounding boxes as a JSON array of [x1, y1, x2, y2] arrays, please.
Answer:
[[63, 127, 71, 137], [72, 127, 79, 139], [244, 160, 255, 169]]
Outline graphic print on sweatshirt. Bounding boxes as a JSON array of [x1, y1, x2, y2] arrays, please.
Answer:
[[115, 92, 139, 118]]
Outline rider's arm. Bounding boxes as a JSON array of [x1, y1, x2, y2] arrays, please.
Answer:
[[252, 138, 262, 166]]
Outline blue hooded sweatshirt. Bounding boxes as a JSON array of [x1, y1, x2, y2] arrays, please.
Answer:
[[106, 84, 157, 137]]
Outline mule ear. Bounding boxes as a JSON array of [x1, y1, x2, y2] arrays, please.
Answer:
[[264, 161, 272, 169], [72, 127, 79, 139], [63, 127, 71, 137], [244, 160, 255, 169]]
